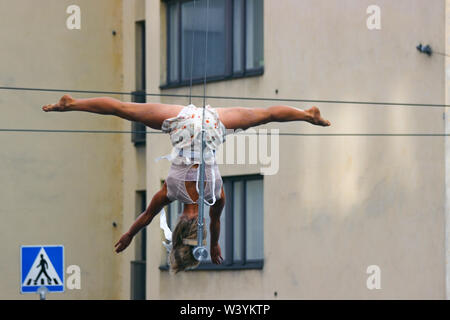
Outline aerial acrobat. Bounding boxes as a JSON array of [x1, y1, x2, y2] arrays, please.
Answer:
[[43, 94, 331, 273]]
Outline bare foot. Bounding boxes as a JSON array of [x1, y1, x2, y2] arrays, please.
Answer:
[[306, 106, 331, 126], [42, 94, 75, 112]]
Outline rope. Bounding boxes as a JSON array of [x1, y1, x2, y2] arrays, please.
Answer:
[[188, 0, 197, 105], [196, 0, 211, 260], [201, 0, 210, 109]]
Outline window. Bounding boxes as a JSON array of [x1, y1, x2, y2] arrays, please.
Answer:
[[131, 191, 146, 300], [132, 21, 146, 146], [163, 174, 264, 270], [163, 0, 264, 88], [131, 91, 147, 145]]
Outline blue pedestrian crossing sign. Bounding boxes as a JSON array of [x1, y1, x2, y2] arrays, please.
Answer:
[[21, 245, 64, 294]]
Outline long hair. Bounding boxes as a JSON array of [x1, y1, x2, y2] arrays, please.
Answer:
[[169, 216, 207, 274]]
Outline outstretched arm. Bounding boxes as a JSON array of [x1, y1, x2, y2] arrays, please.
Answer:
[[43, 94, 184, 130], [115, 183, 172, 253], [216, 105, 331, 130]]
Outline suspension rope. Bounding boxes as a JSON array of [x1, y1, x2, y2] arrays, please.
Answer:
[[195, 0, 211, 262], [188, 0, 197, 105], [201, 0, 210, 109]]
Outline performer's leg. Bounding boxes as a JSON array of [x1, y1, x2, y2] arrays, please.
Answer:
[[216, 105, 331, 130], [43, 94, 184, 130]]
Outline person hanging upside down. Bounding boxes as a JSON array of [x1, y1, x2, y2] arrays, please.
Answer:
[[43, 94, 331, 273]]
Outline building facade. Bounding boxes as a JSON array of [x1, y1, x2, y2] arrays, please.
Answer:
[[146, 0, 449, 299], [0, 0, 135, 299], [1, 0, 450, 300]]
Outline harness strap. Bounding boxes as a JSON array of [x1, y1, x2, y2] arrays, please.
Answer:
[[154, 148, 215, 165], [182, 238, 207, 246], [196, 164, 216, 206]]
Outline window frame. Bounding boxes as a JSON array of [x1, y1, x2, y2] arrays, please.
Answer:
[[161, 0, 264, 89], [160, 173, 264, 271], [132, 20, 147, 146]]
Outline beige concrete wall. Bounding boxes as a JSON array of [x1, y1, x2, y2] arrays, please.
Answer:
[[118, 0, 147, 300], [0, 0, 126, 299], [445, 0, 450, 301], [145, 0, 163, 300], [146, 0, 447, 299]]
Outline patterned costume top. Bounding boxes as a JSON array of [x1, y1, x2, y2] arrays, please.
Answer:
[[160, 104, 227, 165]]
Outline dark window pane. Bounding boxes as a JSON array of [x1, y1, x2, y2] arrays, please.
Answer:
[[131, 91, 146, 145], [131, 190, 146, 300], [233, 0, 244, 73], [169, 3, 180, 82], [134, 191, 147, 261], [245, 179, 263, 260], [205, 0, 226, 77], [130, 261, 146, 300], [181, 0, 196, 81], [245, 0, 264, 70], [167, 0, 263, 85], [233, 181, 244, 261], [163, 174, 263, 269], [181, 0, 226, 81], [135, 21, 146, 90]]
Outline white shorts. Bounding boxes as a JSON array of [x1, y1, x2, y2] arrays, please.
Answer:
[[166, 163, 223, 205]]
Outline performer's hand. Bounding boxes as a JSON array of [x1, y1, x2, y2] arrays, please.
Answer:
[[42, 94, 75, 112], [210, 243, 223, 264], [115, 232, 133, 253]]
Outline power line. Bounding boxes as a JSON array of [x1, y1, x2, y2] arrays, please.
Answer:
[[0, 128, 449, 137], [1, 85, 448, 137], [0, 128, 163, 134], [1, 85, 449, 108]]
